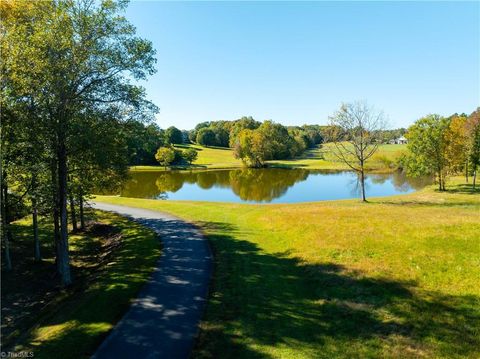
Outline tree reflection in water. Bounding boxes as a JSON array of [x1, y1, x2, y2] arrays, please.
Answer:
[[113, 169, 432, 202]]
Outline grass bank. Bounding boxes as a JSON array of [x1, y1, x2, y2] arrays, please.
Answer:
[[95, 179, 480, 358], [130, 143, 407, 172], [268, 143, 407, 171], [2, 211, 160, 359]]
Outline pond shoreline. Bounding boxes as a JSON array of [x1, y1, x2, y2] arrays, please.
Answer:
[[106, 168, 431, 204]]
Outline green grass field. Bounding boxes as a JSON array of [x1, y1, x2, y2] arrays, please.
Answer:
[[131, 143, 407, 172], [269, 143, 407, 171], [130, 144, 242, 171], [95, 178, 480, 358], [3, 211, 160, 359]]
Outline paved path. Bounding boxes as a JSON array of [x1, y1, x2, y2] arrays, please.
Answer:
[[91, 202, 212, 359]]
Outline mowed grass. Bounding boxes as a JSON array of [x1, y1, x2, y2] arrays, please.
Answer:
[[269, 143, 407, 171], [95, 178, 480, 358], [131, 143, 406, 172], [130, 144, 242, 171], [3, 211, 160, 359]]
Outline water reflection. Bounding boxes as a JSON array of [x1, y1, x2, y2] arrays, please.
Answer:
[[114, 169, 431, 203]]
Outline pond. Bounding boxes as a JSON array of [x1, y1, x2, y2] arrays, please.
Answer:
[[112, 168, 432, 203]]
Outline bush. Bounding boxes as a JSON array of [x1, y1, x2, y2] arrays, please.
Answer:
[[155, 147, 176, 168], [183, 148, 198, 164]]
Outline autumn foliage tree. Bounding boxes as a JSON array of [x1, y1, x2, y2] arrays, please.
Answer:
[[155, 147, 176, 169]]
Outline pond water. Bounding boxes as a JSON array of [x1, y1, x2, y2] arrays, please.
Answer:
[[112, 168, 432, 203]]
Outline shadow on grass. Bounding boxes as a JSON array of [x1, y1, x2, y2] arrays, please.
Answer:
[[3, 212, 160, 359], [443, 183, 480, 195], [372, 199, 480, 208], [5, 216, 479, 358], [193, 221, 480, 358]]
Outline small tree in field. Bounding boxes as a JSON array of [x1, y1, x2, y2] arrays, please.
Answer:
[[326, 101, 387, 201], [155, 147, 176, 169], [183, 148, 198, 164]]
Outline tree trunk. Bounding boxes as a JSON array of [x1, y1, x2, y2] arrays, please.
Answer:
[[52, 160, 61, 274], [473, 167, 477, 189], [360, 164, 366, 202], [57, 141, 72, 286], [69, 193, 77, 232], [465, 160, 469, 183], [79, 192, 85, 231], [1, 180, 12, 271], [32, 197, 41, 262]]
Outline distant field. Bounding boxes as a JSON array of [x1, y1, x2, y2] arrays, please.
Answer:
[[130, 143, 407, 172], [269, 143, 407, 171], [95, 178, 480, 358]]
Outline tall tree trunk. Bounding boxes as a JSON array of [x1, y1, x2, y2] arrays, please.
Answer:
[[52, 160, 61, 274], [79, 191, 85, 231], [32, 196, 41, 262], [57, 141, 72, 286], [1, 180, 12, 271], [69, 193, 77, 232]]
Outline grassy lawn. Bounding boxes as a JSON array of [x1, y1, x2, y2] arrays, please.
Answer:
[[2, 211, 160, 359], [130, 144, 242, 171], [95, 178, 480, 358], [269, 143, 407, 171], [131, 143, 406, 172]]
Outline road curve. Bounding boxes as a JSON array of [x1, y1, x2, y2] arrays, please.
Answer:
[[91, 201, 212, 359]]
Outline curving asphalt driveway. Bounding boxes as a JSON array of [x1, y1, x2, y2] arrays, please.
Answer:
[[91, 202, 212, 359]]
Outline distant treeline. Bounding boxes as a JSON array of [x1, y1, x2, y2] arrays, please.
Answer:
[[125, 117, 409, 167]]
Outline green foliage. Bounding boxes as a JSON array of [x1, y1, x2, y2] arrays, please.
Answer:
[[182, 148, 198, 164], [466, 109, 480, 186], [233, 129, 268, 167], [164, 126, 183, 145], [155, 147, 176, 168], [122, 121, 164, 165], [1, 0, 157, 283], [196, 128, 217, 147], [405, 115, 452, 190], [228, 116, 261, 147], [232, 120, 323, 167]]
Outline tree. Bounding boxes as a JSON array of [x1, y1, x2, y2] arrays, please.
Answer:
[[183, 148, 198, 164], [326, 102, 387, 201], [196, 128, 216, 147], [257, 120, 293, 160], [164, 126, 183, 145], [155, 147, 176, 169], [1, 0, 157, 285], [233, 129, 268, 168], [467, 109, 480, 188], [229, 116, 261, 147], [122, 121, 164, 165], [404, 115, 451, 191], [445, 115, 468, 179]]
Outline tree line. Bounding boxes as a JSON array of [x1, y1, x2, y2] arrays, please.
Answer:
[[403, 110, 480, 190], [322, 102, 479, 201], [1, 0, 157, 285]]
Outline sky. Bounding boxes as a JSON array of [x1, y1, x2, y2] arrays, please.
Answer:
[[124, 1, 480, 130]]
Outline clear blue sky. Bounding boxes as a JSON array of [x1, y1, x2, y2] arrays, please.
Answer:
[[125, 1, 479, 130]]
